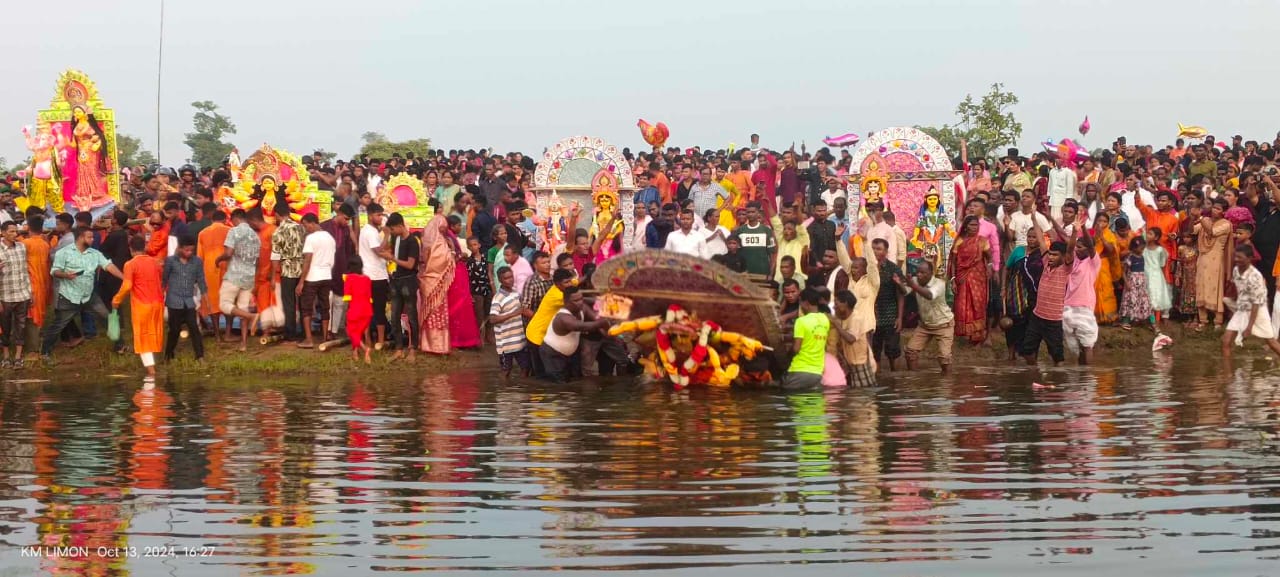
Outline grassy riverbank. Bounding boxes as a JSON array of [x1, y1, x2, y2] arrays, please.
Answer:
[[23, 322, 1264, 380], [38, 336, 492, 380]]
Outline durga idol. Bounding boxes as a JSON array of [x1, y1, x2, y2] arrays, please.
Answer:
[[910, 187, 954, 275], [588, 169, 625, 263], [64, 105, 113, 211]]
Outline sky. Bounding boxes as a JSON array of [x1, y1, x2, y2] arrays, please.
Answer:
[[5, 0, 1279, 167]]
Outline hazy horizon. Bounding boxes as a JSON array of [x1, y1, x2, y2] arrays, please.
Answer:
[[6, 0, 1280, 167]]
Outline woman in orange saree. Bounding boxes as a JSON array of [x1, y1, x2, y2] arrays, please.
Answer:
[[949, 215, 990, 345], [1092, 213, 1120, 324], [417, 215, 454, 354]]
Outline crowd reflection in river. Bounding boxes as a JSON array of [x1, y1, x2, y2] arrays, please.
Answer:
[[0, 357, 1278, 574]]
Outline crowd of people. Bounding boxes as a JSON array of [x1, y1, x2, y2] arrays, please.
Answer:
[[2, 129, 1280, 384]]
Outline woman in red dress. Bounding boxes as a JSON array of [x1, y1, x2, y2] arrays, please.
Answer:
[[949, 215, 991, 345], [444, 215, 480, 349]]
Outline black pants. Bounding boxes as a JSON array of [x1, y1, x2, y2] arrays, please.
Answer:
[[595, 336, 632, 375], [370, 279, 389, 342], [164, 307, 204, 360], [540, 344, 579, 383], [280, 276, 301, 339], [1006, 316, 1029, 352], [527, 342, 545, 378], [389, 277, 418, 350], [872, 325, 902, 362], [1018, 313, 1064, 363]]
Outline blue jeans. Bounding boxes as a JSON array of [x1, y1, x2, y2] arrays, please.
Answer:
[[42, 295, 110, 356]]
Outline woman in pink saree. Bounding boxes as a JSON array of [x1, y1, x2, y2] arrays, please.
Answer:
[[443, 215, 480, 349], [417, 215, 454, 354]]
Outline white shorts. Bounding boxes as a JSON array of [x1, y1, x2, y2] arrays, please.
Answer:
[[1226, 304, 1274, 339], [1062, 305, 1098, 350], [219, 284, 253, 315]]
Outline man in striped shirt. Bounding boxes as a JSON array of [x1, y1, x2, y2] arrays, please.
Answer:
[[489, 267, 528, 377], [1018, 218, 1090, 366]]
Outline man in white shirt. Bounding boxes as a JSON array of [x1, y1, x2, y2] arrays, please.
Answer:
[[1047, 155, 1078, 222], [819, 178, 846, 209], [664, 209, 710, 259], [297, 213, 337, 349], [866, 202, 898, 267], [626, 202, 651, 253], [1005, 189, 1051, 249], [702, 209, 730, 257], [1120, 173, 1155, 231], [360, 203, 390, 347]]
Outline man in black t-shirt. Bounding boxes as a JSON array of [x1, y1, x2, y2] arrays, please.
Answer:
[[384, 212, 421, 359]]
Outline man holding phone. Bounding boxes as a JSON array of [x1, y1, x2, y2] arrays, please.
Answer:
[[40, 226, 125, 365]]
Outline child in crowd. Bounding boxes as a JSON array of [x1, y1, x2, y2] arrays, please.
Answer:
[[466, 236, 493, 341], [343, 257, 373, 364], [1224, 245, 1280, 358], [488, 267, 528, 378], [1234, 222, 1261, 265], [1120, 237, 1153, 330], [712, 235, 747, 273], [1144, 228, 1173, 327]]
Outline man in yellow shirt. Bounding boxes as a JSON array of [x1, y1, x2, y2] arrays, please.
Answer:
[[525, 263, 577, 347]]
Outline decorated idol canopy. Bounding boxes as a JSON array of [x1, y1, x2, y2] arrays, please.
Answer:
[[375, 173, 435, 230], [532, 136, 635, 257], [848, 127, 962, 275], [25, 69, 121, 217], [218, 144, 333, 224]]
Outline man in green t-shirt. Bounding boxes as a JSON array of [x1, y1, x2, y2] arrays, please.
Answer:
[[783, 287, 828, 389], [731, 201, 776, 277]]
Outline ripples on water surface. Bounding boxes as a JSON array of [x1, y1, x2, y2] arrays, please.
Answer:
[[0, 355, 1278, 576]]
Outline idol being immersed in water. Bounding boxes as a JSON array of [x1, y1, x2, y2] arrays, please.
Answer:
[[911, 187, 954, 275]]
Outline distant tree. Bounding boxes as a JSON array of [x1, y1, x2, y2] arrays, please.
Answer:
[[117, 133, 158, 168], [917, 83, 1022, 161], [358, 136, 432, 161], [183, 101, 237, 169]]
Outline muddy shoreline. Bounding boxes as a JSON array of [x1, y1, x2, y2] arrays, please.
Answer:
[[33, 323, 1260, 381]]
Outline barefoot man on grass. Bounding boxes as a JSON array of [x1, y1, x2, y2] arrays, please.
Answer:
[[215, 208, 260, 352]]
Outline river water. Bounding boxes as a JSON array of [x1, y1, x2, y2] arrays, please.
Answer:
[[0, 354, 1278, 576]]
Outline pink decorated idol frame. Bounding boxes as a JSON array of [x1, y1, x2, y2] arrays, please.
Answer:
[[848, 127, 960, 235]]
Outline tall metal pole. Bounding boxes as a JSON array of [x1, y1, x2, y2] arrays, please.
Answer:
[[156, 0, 164, 164]]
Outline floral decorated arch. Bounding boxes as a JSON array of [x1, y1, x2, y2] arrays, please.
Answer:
[[848, 127, 959, 235], [376, 173, 434, 230], [219, 144, 332, 223], [531, 136, 635, 257], [533, 135, 635, 190]]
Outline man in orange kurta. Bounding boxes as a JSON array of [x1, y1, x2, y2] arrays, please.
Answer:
[[1136, 191, 1180, 282], [113, 236, 165, 377], [197, 217, 230, 339], [145, 211, 171, 260], [253, 215, 277, 332], [22, 216, 51, 329]]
